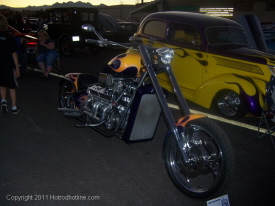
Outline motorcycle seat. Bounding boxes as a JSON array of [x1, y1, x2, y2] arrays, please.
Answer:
[[77, 73, 98, 90]]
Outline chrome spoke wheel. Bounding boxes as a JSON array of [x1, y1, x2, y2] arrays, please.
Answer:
[[164, 118, 234, 198]]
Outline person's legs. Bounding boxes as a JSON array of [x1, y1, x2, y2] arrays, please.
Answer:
[[37, 53, 47, 75], [0, 68, 19, 114], [38, 62, 46, 74], [44, 51, 59, 77], [0, 86, 8, 112], [0, 86, 7, 100], [45, 65, 53, 77], [9, 88, 20, 114], [9, 88, 16, 107]]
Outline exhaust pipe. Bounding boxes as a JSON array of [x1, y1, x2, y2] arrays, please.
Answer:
[[57, 108, 82, 117]]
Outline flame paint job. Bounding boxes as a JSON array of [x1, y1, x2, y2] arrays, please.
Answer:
[[176, 114, 206, 127], [107, 53, 142, 76], [132, 11, 275, 117]]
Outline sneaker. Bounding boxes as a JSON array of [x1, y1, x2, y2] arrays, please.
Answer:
[[1, 101, 8, 113], [12, 108, 20, 114]]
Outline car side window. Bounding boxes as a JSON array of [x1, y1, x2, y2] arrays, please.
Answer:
[[81, 12, 95, 22], [62, 11, 71, 24], [81, 12, 89, 21], [89, 13, 95, 21], [206, 27, 249, 45], [53, 11, 62, 23], [167, 23, 202, 46], [143, 20, 166, 38]]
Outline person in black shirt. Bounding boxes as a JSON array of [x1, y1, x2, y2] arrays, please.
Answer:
[[7, 29, 28, 75], [0, 14, 20, 114]]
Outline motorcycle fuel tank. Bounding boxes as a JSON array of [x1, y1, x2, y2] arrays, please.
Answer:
[[107, 53, 142, 77]]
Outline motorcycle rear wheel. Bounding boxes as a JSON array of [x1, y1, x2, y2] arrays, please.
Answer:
[[59, 80, 76, 109], [163, 117, 235, 198]]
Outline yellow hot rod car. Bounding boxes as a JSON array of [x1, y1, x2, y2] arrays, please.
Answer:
[[131, 11, 275, 119]]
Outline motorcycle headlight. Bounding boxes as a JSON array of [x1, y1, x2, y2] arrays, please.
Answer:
[[268, 65, 275, 75], [156, 47, 174, 64]]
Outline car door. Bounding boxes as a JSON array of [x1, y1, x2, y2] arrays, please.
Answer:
[[139, 20, 206, 100], [165, 23, 206, 100]]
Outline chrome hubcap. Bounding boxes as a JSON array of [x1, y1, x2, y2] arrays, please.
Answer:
[[218, 92, 240, 116]]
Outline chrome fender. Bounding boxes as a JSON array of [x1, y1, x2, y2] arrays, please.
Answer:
[[162, 114, 206, 160]]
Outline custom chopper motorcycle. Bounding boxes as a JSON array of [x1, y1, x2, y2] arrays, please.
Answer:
[[58, 24, 235, 198]]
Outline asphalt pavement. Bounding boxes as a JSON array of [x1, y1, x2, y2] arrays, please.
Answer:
[[1, 48, 275, 206]]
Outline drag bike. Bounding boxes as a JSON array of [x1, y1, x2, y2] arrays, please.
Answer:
[[58, 24, 235, 198]]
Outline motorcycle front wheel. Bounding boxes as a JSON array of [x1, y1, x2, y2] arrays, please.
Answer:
[[163, 117, 235, 198]]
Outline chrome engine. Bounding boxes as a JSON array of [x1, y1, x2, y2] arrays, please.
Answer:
[[82, 73, 135, 130]]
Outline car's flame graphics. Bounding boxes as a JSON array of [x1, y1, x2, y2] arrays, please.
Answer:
[[174, 48, 208, 66]]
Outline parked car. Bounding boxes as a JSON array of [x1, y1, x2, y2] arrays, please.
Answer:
[[7, 25, 38, 64], [130, 11, 275, 119], [46, 7, 99, 56], [46, 7, 122, 56], [21, 17, 39, 33], [28, 18, 39, 31], [117, 22, 140, 42], [98, 13, 122, 41]]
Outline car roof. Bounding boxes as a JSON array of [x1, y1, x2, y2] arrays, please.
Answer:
[[142, 11, 242, 29]]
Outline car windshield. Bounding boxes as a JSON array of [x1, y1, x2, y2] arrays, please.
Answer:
[[206, 26, 249, 46]]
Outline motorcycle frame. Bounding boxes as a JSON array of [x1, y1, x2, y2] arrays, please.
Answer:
[[138, 45, 201, 163], [65, 24, 206, 163], [60, 45, 205, 163]]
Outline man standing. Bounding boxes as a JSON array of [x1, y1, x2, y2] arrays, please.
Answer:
[[7, 29, 28, 76], [0, 14, 20, 114]]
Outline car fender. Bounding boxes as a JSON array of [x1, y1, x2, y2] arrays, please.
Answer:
[[59, 33, 71, 41], [193, 74, 266, 116]]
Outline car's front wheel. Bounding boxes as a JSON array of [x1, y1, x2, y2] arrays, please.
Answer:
[[60, 37, 74, 56], [214, 90, 248, 119]]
